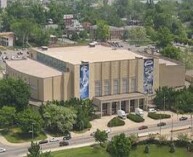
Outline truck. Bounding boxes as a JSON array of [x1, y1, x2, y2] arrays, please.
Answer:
[[117, 110, 126, 119], [135, 108, 144, 117]]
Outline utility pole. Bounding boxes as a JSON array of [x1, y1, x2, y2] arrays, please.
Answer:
[[171, 114, 173, 141]]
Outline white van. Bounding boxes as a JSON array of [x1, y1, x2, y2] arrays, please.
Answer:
[[117, 110, 126, 119], [148, 108, 157, 113]]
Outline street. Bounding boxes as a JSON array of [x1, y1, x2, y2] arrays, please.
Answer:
[[0, 118, 192, 157]]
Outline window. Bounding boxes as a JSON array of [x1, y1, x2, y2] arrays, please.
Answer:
[[95, 80, 102, 97], [122, 78, 128, 93], [113, 79, 119, 94], [131, 77, 136, 92], [104, 80, 110, 95]]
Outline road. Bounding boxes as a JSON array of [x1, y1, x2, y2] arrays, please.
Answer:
[[0, 119, 192, 157]]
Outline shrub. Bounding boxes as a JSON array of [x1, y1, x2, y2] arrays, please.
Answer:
[[170, 143, 175, 153], [148, 113, 171, 120], [144, 145, 150, 154], [127, 114, 145, 123], [107, 117, 125, 127]]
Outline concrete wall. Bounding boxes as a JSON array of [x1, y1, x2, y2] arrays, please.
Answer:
[[159, 64, 185, 87]]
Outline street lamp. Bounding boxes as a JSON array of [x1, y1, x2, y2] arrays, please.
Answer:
[[171, 114, 174, 141], [29, 123, 35, 141], [163, 95, 166, 114]]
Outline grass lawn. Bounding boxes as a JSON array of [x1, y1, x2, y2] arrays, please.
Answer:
[[0, 127, 47, 143], [52, 144, 192, 157]]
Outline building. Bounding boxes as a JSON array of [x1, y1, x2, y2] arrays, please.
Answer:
[[5, 45, 185, 116], [0, 32, 14, 47], [0, 0, 7, 8]]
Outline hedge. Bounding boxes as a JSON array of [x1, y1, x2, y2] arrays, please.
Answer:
[[107, 117, 125, 127], [148, 112, 171, 120], [127, 113, 145, 123]]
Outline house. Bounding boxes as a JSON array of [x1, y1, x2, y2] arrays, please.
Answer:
[[0, 32, 14, 47]]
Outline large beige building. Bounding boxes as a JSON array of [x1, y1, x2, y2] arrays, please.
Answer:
[[6, 45, 185, 116]]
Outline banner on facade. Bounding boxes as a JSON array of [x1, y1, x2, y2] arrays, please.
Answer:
[[144, 59, 154, 94], [80, 64, 89, 99]]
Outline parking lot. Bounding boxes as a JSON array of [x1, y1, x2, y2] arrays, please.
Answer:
[[71, 111, 192, 138]]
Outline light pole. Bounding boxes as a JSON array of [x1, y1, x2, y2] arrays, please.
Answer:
[[29, 123, 35, 141], [171, 114, 173, 141], [191, 114, 193, 135], [163, 95, 166, 114]]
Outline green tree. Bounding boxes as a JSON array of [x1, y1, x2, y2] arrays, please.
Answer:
[[128, 27, 147, 45], [122, 30, 129, 41], [17, 108, 43, 135], [161, 45, 181, 60], [96, 20, 110, 41], [0, 77, 30, 111], [27, 142, 41, 157], [27, 141, 53, 157], [170, 142, 175, 153], [42, 104, 76, 134], [94, 129, 108, 147], [144, 145, 150, 154], [0, 106, 16, 128], [107, 133, 131, 157]]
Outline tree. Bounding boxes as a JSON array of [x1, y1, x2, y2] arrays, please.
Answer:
[[27, 142, 41, 157], [170, 142, 175, 153], [94, 129, 108, 147], [27, 141, 53, 157], [96, 20, 110, 41], [0, 77, 30, 111], [156, 27, 173, 48], [0, 106, 16, 128], [161, 45, 181, 60], [144, 145, 150, 154], [122, 30, 129, 41], [128, 27, 147, 45], [42, 104, 76, 134], [17, 108, 43, 135], [107, 133, 131, 157]]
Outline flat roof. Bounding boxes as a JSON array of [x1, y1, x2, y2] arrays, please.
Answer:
[[186, 70, 193, 76], [34, 45, 147, 65], [34, 45, 178, 66], [6, 58, 62, 78]]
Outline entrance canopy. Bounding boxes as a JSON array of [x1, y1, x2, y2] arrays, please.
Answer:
[[93, 92, 146, 104]]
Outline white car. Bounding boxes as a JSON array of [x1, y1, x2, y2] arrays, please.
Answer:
[[148, 108, 157, 113], [104, 128, 111, 134], [0, 148, 6, 153], [49, 137, 59, 142]]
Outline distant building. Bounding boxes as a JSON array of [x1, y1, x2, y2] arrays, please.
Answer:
[[64, 14, 74, 28], [0, 0, 7, 8], [0, 32, 14, 46]]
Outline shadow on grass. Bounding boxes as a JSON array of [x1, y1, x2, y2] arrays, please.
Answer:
[[0, 127, 47, 143]]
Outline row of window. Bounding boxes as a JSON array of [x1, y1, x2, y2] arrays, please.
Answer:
[[95, 78, 136, 97], [37, 52, 66, 71]]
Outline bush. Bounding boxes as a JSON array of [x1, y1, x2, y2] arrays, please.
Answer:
[[107, 117, 125, 127], [148, 113, 171, 120], [127, 114, 145, 123], [170, 143, 175, 153], [144, 145, 150, 154]]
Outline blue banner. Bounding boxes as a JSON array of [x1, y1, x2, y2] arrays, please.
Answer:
[[144, 59, 154, 94], [80, 64, 89, 99]]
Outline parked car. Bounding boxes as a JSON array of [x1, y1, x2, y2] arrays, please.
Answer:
[[59, 141, 69, 147], [104, 128, 111, 134], [179, 116, 188, 121], [49, 137, 59, 142], [138, 125, 148, 130], [90, 131, 96, 136], [148, 108, 157, 113], [63, 130, 71, 140], [0, 148, 6, 153], [39, 140, 48, 144], [157, 122, 166, 127]]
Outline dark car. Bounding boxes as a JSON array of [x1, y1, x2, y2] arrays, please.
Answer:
[[63, 130, 71, 140], [59, 141, 69, 147], [138, 125, 148, 130], [179, 116, 188, 121], [39, 140, 48, 144], [157, 122, 166, 127]]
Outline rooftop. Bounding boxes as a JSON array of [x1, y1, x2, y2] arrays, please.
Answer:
[[34, 45, 177, 66], [34, 45, 147, 65], [6, 58, 62, 78]]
